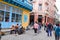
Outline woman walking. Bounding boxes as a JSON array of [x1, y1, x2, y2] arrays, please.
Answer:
[[33, 22, 39, 35]]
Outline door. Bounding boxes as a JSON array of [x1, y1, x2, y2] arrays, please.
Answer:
[[38, 15, 42, 23], [29, 15, 34, 25]]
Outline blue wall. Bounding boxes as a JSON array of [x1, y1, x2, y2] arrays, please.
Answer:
[[0, 4, 22, 28], [0, 0, 32, 28], [0, 22, 21, 28]]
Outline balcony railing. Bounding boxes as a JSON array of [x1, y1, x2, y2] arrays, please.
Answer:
[[3, 0, 33, 11]]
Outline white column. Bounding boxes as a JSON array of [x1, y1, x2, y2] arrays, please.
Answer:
[[9, 7, 12, 22]]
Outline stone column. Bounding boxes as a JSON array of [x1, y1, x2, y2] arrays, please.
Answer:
[[34, 12, 38, 22]]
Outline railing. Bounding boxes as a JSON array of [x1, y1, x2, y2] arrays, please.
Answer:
[[3, 0, 33, 11]]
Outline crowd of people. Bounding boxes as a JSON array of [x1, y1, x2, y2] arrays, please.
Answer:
[[10, 22, 60, 40], [33, 22, 60, 40], [10, 24, 25, 35]]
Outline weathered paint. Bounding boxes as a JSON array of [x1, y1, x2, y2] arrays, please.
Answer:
[[0, 0, 32, 11], [0, 1, 31, 28], [22, 9, 30, 29], [0, 1, 23, 10]]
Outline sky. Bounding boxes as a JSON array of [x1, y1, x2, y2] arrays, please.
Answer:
[[56, 0, 60, 14]]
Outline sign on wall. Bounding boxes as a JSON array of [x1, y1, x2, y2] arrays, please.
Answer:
[[24, 14, 28, 22]]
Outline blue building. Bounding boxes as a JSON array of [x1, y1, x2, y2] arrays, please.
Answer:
[[0, 0, 33, 28]]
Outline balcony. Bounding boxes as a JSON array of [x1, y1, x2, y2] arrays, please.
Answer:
[[3, 0, 33, 11], [54, 5, 58, 11]]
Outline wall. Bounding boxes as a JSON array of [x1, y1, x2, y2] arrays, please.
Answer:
[[22, 9, 30, 29], [0, 22, 21, 28], [0, 1, 31, 28]]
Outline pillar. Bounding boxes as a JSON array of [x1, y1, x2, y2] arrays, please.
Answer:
[[9, 7, 12, 22], [34, 13, 38, 22]]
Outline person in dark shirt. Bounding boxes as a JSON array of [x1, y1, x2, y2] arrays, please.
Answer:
[[47, 23, 53, 37], [18, 26, 25, 35], [15, 24, 19, 34]]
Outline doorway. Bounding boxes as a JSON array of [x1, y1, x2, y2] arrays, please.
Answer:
[[38, 15, 42, 23], [29, 15, 34, 26]]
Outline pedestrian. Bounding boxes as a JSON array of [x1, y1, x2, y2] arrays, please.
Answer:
[[18, 26, 25, 35], [15, 24, 19, 34], [53, 23, 56, 28], [47, 23, 53, 37], [54, 23, 60, 40], [38, 22, 41, 33], [33, 22, 39, 35], [10, 25, 15, 34], [44, 23, 49, 30], [38, 22, 42, 30], [44, 23, 47, 30]]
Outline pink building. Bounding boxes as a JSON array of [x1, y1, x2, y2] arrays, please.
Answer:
[[29, 0, 56, 24]]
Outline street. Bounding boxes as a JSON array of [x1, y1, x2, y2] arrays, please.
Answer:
[[0, 0, 60, 40], [1, 27, 55, 40]]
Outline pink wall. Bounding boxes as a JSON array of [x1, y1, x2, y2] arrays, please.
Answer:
[[32, 0, 56, 23]]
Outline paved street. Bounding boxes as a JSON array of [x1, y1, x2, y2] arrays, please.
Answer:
[[1, 27, 55, 40], [0, 0, 60, 40]]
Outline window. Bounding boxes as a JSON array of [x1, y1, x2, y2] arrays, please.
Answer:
[[12, 7, 16, 13], [22, 0, 24, 2], [16, 14, 19, 22], [0, 3, 5, 11], [45, 2, 49, 6], [16, 14, 22, 22], [19, 9, 22, 14], [16, 8, 20, 14], [12, 8, 22, 22], [12, 13, 15, 22], [18, 15, 22, 22], [6, 5, 10, 12], [38, 4, 42, 10], [46, 7, 49, 12], [53, 0, 56, 2], [12, 13, 22, 22], [30, 0, 33, 1], [5, 12, 10, 22], [0, 10, 4, 21]]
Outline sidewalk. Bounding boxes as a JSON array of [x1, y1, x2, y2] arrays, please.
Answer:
[[1, 27, 55, 40], [1, 29, 10, 32]]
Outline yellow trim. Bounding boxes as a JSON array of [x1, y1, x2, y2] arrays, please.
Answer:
[[0, 0, 2, 1], [0, 1, 30, 11], [22, 10, 30, 29]]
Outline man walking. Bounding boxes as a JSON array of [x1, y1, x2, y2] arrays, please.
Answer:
[[47, 23, 53, 37], [54, 23, 60, 40]]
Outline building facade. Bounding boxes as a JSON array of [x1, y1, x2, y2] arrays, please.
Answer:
[[29, 0, 56, 24], [0, 0, 32, 28]]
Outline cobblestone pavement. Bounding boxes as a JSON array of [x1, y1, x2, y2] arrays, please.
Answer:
[[1, 27, 55, 40]]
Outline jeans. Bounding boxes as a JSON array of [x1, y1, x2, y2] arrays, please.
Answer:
[[10, 30, 16, 34], [55, 34, 59, 40], [15, 29, 18, 34], [34, 28, 37, 33], [47, 29, 52, 36]]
